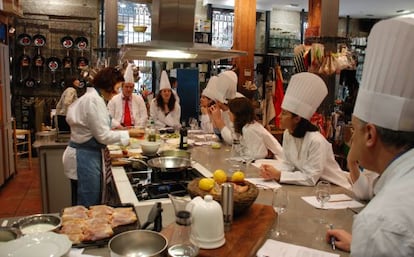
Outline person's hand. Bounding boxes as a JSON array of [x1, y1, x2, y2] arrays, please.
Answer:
[[259, 164, 281, 181], [347, 153, 360, 183], [200, 106, 208, 115], [209, 104, 225, 129], [326, 229, 352, 252]]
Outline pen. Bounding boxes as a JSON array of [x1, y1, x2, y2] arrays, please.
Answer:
[[329, 224, 336, 250]]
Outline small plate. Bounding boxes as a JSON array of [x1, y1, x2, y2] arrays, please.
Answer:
[[0, 232, 71, 257]]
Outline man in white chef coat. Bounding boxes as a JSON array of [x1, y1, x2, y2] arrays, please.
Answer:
[[326, 17, 414, 257], [108, 63, 148, 128]]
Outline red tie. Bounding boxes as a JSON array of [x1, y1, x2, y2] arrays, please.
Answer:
[[124, 97, 132, 127]]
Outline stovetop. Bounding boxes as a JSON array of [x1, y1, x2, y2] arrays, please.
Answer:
[[125, 166, 204, 201]]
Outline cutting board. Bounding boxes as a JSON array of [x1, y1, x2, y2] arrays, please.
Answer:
[[161, 203, 276, 257]]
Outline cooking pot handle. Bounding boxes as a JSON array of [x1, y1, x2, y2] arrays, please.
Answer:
[[129, 158, 148, 167]]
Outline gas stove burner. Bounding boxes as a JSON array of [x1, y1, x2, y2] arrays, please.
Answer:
[[127, 167, 204, 201]]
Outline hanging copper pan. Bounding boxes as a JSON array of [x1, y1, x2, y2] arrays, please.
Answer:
[[62, 56, 73, 69], [17, 33, 32, 46], [32, 34, 46, 47], [33, 54, 45, 68], [61, 36, 74, 49]]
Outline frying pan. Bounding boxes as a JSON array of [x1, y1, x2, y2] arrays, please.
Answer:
[[32, 34, 46, 47], [17, 33, 31, 47], [76, 56, 89, 69], [147, 156, 191, 173], [75, 36, 88, 50], [47, 57, 61, 85], [61, 36, 74, 49]]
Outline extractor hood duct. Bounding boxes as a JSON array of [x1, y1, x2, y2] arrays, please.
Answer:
[[119, 0, 247, 62]]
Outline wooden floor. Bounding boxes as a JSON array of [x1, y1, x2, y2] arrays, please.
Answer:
[[0, 158, 42, 219]]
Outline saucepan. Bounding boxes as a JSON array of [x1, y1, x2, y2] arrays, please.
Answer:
[[108, 230, 168, 257], [147, 156, 191, 173]]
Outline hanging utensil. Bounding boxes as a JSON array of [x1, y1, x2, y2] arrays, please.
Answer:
[[18, 52, 31, 85], [32, 34, 46, 47], [74, 36, 88, 51], [47, 57, 61, 87], [17, 33, 32, 47], [33, 51, 45, 86]]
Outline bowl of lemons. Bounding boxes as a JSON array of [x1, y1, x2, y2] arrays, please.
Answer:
[[187, 169, 258, 216]]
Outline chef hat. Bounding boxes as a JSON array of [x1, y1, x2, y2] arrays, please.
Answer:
[[123, 63, 134, 84], [202, 76, 218, 100], [216, 70, 238, 103], [159, 70, 172, 91], [353, 17, 414, 132], [281, 72, 327, 120]]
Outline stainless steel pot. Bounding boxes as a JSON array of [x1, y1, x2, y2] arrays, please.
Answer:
[[108, 230, 168, 257], [158, 149, 191, 159], [147, 156, 191, 172]]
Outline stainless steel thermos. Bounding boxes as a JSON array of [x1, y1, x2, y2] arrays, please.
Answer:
[[221, 182, 234, 231]]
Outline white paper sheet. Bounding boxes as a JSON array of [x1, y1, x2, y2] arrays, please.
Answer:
[[245, 177, 282, 190], [257, 239, 339, 257], [301, 194, 365, 209]]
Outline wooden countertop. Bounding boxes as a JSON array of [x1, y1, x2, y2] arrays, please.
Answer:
[[161, 204, 275, 257]]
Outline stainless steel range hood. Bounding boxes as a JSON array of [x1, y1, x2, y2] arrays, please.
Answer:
[[119, 0, 247, 62]]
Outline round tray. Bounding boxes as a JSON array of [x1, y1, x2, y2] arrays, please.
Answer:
[[187, 178, 259, 216]]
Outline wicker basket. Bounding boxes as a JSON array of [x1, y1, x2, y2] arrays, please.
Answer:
[[187, 178, 259, 216]]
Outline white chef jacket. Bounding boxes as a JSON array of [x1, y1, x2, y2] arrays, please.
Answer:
[[107, 92, 148, 128], [241, 122, 283, 159], [63, 87, 129, 179], [149, 98, 181, 129], [219, 110, 235, 145], [279, 130, 351, 189], [351, 148, 414, 257], [56, 87, 77, 115], [200, 113, 214, 133], [351, 169, 379, 200]]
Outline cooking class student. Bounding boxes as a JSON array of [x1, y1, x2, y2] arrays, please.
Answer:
[[227, 97, 283, 159], [326, 17, 414, 257], [149, 70, 181, 129], [259, 72, 351, 189], [107, 62, 148, 129], [199, 76, 218, 133], [62, 67, 130, 207], [209, 70, 240, 144], [55, 76, 81, 133]]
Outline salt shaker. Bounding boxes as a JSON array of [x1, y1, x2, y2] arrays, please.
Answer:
[[221, 182, 234, 231]]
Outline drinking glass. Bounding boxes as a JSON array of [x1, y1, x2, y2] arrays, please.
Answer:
[[315, 181, 331, 223], [272, 188, 288, 237]]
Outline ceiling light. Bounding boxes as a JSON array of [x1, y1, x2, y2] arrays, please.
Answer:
[[146, 50, 198, 59]]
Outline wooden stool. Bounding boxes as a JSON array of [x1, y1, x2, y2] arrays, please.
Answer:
[[13, 123, 33, 171]]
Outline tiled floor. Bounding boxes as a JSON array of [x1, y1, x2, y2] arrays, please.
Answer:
[[0, 158, 42, 219]]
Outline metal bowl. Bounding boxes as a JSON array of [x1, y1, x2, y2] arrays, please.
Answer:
[[15, 214, 61, 235], [0, 227, 22, 242], [108, 230, 168, 257]]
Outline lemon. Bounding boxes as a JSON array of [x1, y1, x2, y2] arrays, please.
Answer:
[[198, 178, 215, 191], [213, 169, 227, 184], [211, 142, 221, 149], [231, 171, 245, 182]]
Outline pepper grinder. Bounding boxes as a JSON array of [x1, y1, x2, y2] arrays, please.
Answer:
[[221, 182, 234, 231]]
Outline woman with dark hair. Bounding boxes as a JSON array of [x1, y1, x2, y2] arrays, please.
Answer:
[[149, 71, 181, 129], [55, 76, 80, 131], [228, 97, 283, 159], [260, 72, 351, 188], [62, 67, 130, 206]]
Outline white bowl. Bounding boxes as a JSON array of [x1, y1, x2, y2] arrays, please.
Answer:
[[140, 141, 161, 156]]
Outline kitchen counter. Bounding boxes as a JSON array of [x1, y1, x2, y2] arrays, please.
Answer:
[[16, 138, 357, 256], [110, 142, 356, 257]]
